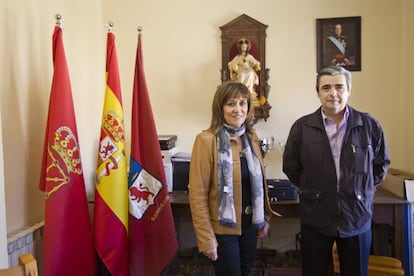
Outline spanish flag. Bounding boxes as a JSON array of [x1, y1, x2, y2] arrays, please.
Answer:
[[128, 30, 178, 276], [39, 24, 96, 276], [94, 29, 129, 276]]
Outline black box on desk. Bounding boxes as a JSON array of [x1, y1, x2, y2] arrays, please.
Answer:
[[267, 179, 298, 202], [171, 152, 191, 191], [158, 135, 177, 150]]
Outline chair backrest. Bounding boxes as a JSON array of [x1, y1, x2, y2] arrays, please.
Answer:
[[0, 253, 38, 276]]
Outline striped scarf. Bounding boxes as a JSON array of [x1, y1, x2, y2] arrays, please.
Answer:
[[217, 124, 265, 229]]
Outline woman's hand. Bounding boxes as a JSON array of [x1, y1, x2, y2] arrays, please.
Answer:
[[203, 248, 218, 261], [257, 220, 270, 239]]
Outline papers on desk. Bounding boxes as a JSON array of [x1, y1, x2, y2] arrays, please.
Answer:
[[381, 171, 414, 274], [401, 179, 414, 275], [403, 200, 414, 276], [381, 172, 414, 201], [405, 180, 414, 202]]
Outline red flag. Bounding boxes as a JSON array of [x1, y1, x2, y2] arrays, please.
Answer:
[[39, 25, 96, 276], [94, 31, 129, 276], [128, 31, 178, 276]]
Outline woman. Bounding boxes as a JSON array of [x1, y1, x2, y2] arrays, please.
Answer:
[[228, 38, 261, 106], [189, 81, 279, 275]]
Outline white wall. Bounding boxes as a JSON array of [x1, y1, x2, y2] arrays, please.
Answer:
[[0, 105, 8, 267], [0, 0, 413, 259], [0, 0, 104, 233], [104, 0, 407, 174], [402, 0, 414, 172]]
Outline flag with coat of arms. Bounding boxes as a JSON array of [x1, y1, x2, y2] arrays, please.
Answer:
[[94, 28, 129, 276], [128, 29, 178, 276], [39, 23, 96, 276]]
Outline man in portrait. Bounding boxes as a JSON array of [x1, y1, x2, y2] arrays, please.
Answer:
[[324, 23, 355, 66]]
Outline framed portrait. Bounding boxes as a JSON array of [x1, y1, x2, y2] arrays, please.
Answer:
[[316, 16, 361, 72]]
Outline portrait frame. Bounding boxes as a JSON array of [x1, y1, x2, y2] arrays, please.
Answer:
[[316, 16, 361, 72]]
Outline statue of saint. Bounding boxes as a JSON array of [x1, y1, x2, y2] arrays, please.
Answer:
[[228, 38, 261, 106]]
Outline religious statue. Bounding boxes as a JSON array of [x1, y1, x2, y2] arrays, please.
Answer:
[[228, 38, 261, 106]]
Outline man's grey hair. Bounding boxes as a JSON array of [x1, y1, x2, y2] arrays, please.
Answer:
[[316, 65, 352, 92]]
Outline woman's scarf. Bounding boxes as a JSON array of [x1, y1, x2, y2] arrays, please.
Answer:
[[217, 124, 265, 229]]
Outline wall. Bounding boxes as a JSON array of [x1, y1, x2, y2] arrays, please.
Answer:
[[103, 0, 407, 173], [402, 0, 414, 173], [107, 0, 410, 254], [0, 0, 413, 263], [0, 108, 8, 266], [0, 0, 104, 234]]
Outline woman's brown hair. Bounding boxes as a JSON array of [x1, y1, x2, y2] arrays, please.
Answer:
[[207, 81, 254, 135]]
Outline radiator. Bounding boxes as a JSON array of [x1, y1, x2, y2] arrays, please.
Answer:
[[7, 221, 44, 267]]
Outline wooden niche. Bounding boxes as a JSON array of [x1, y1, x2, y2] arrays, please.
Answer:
[[220, 14, 271, 122]]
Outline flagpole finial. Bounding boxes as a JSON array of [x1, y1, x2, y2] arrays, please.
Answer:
[[137, 26, 143, 34], [55, 14, 62, 27], [106, 22, 114, 33]]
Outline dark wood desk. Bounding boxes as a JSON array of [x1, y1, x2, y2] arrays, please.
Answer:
[[169, 187, 409, 266]]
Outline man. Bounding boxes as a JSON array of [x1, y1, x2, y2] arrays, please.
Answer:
[[283, 65, 390, 276], [326, 23, 350, 66]]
